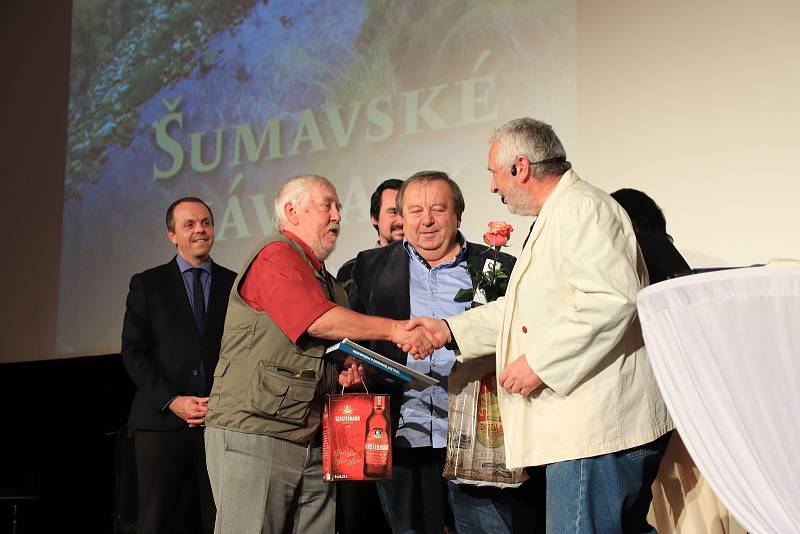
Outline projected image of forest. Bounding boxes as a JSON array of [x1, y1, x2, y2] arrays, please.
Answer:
[[60, 0, 575, 356]]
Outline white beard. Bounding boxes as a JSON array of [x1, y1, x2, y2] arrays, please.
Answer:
[[504, 186, 535, 216], [311, 229, 338, 261]]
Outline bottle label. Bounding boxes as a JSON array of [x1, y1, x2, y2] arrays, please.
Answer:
[[476, 373, 505, 449]]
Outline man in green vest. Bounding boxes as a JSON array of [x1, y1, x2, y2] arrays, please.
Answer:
[[205, 174, 432, 534]]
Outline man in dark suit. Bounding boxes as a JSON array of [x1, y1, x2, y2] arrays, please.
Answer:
[[336, 178, 404, 293], [349, 171, 519, 534], [122, 197, 236, 534]]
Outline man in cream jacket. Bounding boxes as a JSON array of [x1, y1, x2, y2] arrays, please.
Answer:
[[411, 118, 673, 533]]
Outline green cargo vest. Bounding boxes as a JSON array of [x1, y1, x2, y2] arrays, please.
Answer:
[[205, 233, 348, 443]]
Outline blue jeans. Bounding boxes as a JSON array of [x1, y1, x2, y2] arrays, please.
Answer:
[[447, 480, 513, 534], [375, 447, 449, 534], [448, 467, 547, 534], [546, 432, 672, 534]]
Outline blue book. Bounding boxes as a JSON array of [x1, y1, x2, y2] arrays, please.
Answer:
[[326, 338, 439, 391]]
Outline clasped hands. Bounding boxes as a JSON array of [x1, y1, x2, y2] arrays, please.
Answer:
[[169, 395, 208, 427], [338, 318, 446, 389], [394, 317, 450, 357]]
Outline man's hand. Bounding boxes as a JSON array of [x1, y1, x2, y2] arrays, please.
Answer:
[[402, 317, 451, 359], [338, 358, 366, 389], [169, 395, 209, 427], [499, 355, 544, 396], [391, 320, 434, 358]]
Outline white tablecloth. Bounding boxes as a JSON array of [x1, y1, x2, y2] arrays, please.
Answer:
[[638, 265, 800, 534]]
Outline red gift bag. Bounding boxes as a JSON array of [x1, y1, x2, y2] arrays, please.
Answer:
[[322, 393, 393, 482]]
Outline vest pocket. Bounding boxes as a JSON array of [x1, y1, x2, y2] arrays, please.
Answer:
[[220, 325, 256, 352], [248, 363, 317, 425], [212, 358, 230, 378]]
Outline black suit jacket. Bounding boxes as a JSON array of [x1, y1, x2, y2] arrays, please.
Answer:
[[121, 257, 236, 431], [348, 239, 516, 435], [636, 231, 691, 284]]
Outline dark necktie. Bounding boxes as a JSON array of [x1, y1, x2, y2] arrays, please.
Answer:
[[522, 218, 538, 250], [192, 267, 208, 395], [192, 267, 206, 334]]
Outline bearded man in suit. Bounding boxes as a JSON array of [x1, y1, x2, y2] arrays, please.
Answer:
[[122, 197, 236, 534]]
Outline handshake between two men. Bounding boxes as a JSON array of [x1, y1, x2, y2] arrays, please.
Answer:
[[339, 314, 545, 398], [336, 315, 441, 387]]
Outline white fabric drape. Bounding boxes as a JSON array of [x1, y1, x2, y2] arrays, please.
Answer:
[[637, 265, 800, 534]]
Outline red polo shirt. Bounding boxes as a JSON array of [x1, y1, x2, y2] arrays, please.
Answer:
[[239, 231, 336, 343]]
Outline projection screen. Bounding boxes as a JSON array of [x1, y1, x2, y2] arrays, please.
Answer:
[[59, 0, 577, 357]]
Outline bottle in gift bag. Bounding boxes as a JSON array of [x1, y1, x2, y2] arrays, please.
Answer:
[[363, 396, 389, 477], [477, 373, 504, 448]]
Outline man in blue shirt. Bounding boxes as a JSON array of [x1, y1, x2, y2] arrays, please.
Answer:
[[349, 172, 519, 533]]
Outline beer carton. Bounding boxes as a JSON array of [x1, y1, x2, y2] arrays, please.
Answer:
[[322, 393, 392, 481]]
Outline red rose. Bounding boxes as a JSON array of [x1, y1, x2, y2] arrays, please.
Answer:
[[483, 221, 513, 247]]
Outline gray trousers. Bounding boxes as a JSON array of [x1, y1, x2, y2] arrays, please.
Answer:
[[205, 426, 335, 534]]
